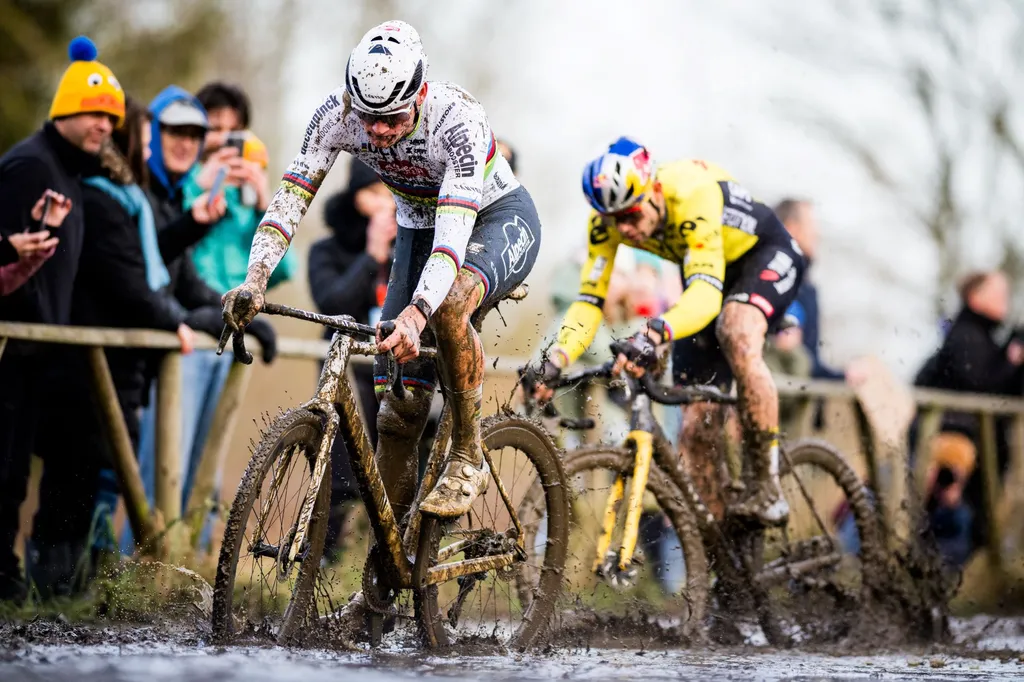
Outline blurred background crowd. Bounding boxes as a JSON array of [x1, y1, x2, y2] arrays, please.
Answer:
[[1, 0, 1023, 605]]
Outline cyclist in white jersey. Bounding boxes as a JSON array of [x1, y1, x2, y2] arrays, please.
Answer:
[[222, 20, 541, 520]]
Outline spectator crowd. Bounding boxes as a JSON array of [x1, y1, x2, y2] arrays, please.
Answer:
[[0, 35, 1020, 609], [0, 38, 287, 603]]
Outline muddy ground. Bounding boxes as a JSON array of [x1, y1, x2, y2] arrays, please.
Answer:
[[2, 616, 1023, 681]]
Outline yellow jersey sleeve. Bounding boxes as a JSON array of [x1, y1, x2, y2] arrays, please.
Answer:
[[550, 214, 621, 366], [659, 183, 726, 340]]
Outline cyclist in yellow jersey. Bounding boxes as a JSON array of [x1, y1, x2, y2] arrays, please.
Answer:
[[528, 137, 806, 526]]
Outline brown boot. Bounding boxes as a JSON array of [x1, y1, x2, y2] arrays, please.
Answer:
[[728, 428, 789, 526], [420, 385, 489, 518]]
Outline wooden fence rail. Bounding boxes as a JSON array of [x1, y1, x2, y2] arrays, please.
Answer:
[[2, 321, 1022, 578]]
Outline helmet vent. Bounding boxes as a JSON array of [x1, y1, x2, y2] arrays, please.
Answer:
[[401, 60, 424, 100]]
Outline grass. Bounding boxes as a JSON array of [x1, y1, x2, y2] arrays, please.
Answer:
[[0, 555, 218, 624]]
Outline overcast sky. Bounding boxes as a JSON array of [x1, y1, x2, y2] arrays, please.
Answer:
[[253, 0, 1024, 380]]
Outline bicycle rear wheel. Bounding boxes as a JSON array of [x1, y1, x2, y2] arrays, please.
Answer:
[[747, 438, 883, 646], [545, 445, 709, 645], [211, 408, 331, 645], [413, 415, 569, 651]]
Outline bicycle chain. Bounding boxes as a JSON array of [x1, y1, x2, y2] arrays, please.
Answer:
[[362, 547, 397, 615]]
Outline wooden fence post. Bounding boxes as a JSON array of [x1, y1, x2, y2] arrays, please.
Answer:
[[185, 361, 252, 548], [913, 407, 944, 499], [791, 395, 815, 439], [87, 346, 160, 554], [996, 413, 1024, 559], [156, 352, 186, 557], [978, 411, 1004, 574]]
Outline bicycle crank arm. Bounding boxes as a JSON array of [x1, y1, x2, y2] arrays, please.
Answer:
[[753, 552, 844, 587], [425, 552, 517, 586]]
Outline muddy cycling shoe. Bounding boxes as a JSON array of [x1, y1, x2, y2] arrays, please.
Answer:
[[419, 457, 490, 518], [727, 478, 790, 527], [327, 591, 373, 642]]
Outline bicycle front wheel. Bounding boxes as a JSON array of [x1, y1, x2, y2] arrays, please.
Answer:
[[211, 408, 331, 646], [550, 445, 709, 644], [413, 414, 569, 651]]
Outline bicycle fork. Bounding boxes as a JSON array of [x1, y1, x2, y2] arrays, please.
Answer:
[[593, 393, 657, 577]]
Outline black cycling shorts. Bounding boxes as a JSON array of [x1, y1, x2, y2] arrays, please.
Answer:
[[373, 185, 541, 395], [671, 231, 805, 390]]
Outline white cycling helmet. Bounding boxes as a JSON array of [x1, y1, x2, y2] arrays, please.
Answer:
[[345, 20, 429, 115]]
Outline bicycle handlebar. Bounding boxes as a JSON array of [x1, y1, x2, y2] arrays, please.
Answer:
[[639, 373, 736, 406], [215, 296, 429, 400], [519, 358, 736, 428]]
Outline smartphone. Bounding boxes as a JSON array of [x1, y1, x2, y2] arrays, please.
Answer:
[[208, 166, 228, 207], [225, 131, 247, 155], [35, 193, 53, 232]]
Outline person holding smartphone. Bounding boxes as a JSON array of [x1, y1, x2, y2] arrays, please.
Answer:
[[0, 37, 125, 605], [0, 190, 71, 296]]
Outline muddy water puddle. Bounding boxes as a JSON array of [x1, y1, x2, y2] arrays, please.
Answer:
[[1, 617, 1023, 681]]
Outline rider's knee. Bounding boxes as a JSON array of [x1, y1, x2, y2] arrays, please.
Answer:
[[716, 303, 766, 367]]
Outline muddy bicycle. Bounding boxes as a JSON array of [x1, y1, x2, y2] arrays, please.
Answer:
[[519, 356, 885, 646], [210, 287, 570, 650]]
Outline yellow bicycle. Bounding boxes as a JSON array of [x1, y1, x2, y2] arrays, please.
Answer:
[[522, 358, 885, 646]]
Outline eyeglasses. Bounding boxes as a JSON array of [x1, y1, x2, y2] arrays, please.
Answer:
[[353, 103, 416, 128], [610, 203, 644, 222], [610, 196, 657, 222]]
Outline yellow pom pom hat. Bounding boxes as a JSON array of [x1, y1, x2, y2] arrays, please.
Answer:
[[49, 36, 125, 125]]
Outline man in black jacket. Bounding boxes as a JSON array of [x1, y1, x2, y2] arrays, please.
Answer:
[[0, 39, 124, 603], [915, 270, 1023, 560], [309, 157, 397, 558]]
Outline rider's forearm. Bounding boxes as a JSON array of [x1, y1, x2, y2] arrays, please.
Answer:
[[551, 299, 604, 367], [246, 91, 343, 288], [659, 280, 723, 341], [246, 174, 317, 284]]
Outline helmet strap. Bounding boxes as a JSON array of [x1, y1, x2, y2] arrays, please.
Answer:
[[651, 197, 668, 238]]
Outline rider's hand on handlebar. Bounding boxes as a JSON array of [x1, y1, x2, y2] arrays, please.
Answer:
[[221, 277, 266, 330], [610, 328, 662, 378], [377, 304, 428, 363], [521, 359, 562, 404]]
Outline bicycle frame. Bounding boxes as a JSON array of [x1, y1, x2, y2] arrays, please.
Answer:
[[540, 365, 740, 580], [594, 384, 660, 574], [263, 306, 525, 590]]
